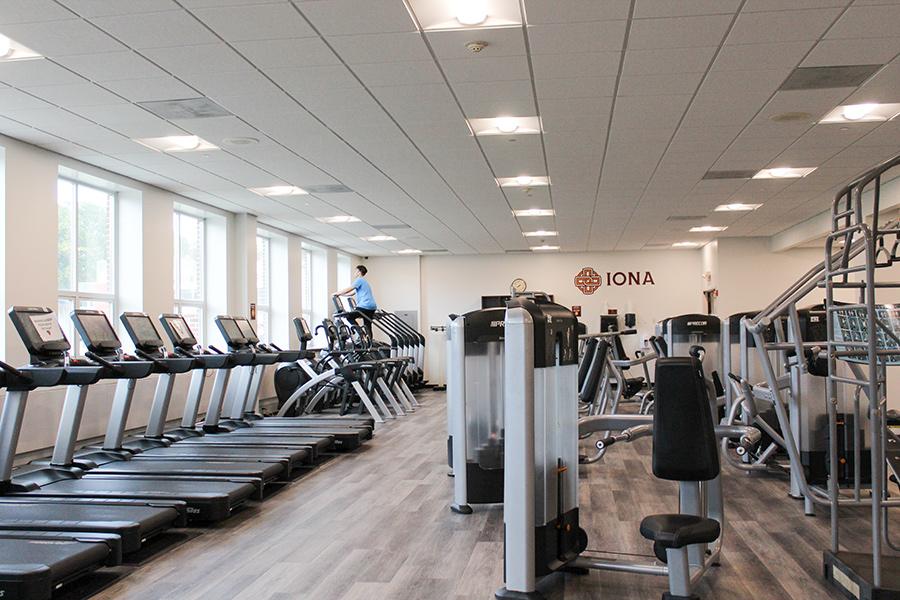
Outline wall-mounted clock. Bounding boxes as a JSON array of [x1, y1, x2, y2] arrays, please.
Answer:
[[511, 278, 527, 294]]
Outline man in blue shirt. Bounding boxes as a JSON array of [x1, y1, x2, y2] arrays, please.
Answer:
[[335, 265, 377, 339]]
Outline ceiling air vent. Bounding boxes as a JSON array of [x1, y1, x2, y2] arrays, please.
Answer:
[[505, 249, 532, 254], [779, 64, 881, 91], [702, 169, 757, 180], [372, 224, 412, 230], [422, 249, 448, 254], [304, 184, 353, 194], [137, 97, 232, 119], [666, 215, 706, 222]]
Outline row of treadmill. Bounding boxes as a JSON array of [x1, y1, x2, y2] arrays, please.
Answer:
[[0, 305, 419, 599]]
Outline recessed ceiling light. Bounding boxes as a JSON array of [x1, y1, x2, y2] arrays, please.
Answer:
[[0, 34, 42, 62], [714, 203, 763, 212], [318, 215, 360, 224], [134, 135, 218, 153], [523, 230, 558, 237], [513, 208, 555, 217], [820, 102, 900, 124], [531, 245, 560, 251], [456, 0, 488, 25], [753, 167, 817, 179], [673, 241, 702, 248], [689, 225, 728, 233], [467, 116, 542, 136], [497, 176, 550, 187], [406, 0, 522, 31], [249, 185, 307, 197], [363, 235, 397, 242], [394, 248, 422, 254], [223, 136, 259, 147]]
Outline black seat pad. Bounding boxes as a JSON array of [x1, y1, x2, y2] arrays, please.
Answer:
[[639, 514, 720, 549]]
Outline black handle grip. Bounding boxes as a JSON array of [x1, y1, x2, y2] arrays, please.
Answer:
[[85, 351, 122, 372], [728, 372, 742, 383], [134, 349, 170, 372], [207, 345, 224, 355], [0, 360, 28, 380]]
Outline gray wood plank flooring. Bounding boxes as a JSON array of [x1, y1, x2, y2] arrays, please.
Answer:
[[85, 392, 892, 600]]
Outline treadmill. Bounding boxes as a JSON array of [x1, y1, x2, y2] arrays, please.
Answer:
[[154, 314, 334, 460], [118, 311, 311, 476], [209, 315, 371, 450], [5, 306, 258, 522], [61, 309, 286, 496]]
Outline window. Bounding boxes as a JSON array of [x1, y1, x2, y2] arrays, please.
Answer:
[[301, 243, 328, 345], [58, 178, 116, 353], [173, 211, 205, 343], [256, 234, 271, 341], [337, 254, 352, 290]]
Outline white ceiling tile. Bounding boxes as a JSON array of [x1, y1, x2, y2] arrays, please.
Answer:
[[843, 58, 900, 103], [142, 44, 250, 76], [532, 52, 621, 79], [440, 55, 531, 83], [634, 0, 742, 18], [233, 37, 339, 69], [0, 88, 54, 111], [629, 14, 734, 49], [727, 8, 843, 44], [0, 19, 125, 56], [612, 94, 692, 130], [294, 0, 417, 35], [53, 51, 168, 82], [713, 40, 814, 71], [535, 76, 617, 99], [102, 76, 198, 102], [353, 60, 444, 87], [23, 82, 125, 107], [57, 0, 180, 17], [802, 37, 900, 67], [827, 4, 900, 39], [618, 71, 704, 96], [0, 59, 84, 87], [92, 10, 219, 49], [327, 32, 430, 64], [266, 65, 361, 95], [0, 1, 75, 24], [454, 80, 535, 116], [623, 46, 717, 75], [528, 21, 627, 54], [74, 103, 183, 137], [190, 3, 316, 41], [524, 0, 631, 23], [180, 69, 283, 99]]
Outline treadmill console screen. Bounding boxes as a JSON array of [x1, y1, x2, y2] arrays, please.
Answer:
[[235, 318, 259, 344], [122, 314, 165, 347], [74, 312, 121, 351], [218, 317, 245, 344], [162, 315, 197, 347], [8, 307, 71, 358]]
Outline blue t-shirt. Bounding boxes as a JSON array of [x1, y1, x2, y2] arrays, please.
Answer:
[[353, 277, 377, 310]]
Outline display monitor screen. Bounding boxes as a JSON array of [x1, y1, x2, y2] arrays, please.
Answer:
[[77, 313, 119, 345], [163, 316, 196, 345], [235, 318, 258, 343], [123, 314, 163, 346], [219, 318, 244, 342]]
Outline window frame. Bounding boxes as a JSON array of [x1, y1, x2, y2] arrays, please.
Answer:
[[173, 210, 207, 344], [57, 177, 118, 354]]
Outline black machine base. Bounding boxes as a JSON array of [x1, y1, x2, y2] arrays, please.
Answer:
[[824, 550, 900, 600], [495, 587, 546, 600], [451, 503, 473, 514], [662, 594, 699, 600]]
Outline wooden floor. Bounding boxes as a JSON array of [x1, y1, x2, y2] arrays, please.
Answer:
[[80, 391, 892, 600]]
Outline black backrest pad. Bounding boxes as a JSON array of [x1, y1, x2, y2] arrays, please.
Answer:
[[579, 340, 609, 402], [578, 338, 598, 388], [651, 357, 719, 482]]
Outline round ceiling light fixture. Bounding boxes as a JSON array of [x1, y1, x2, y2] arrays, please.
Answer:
[[515, 175, 533, 186], [495, 117, 519, 133], [456, 0, 488, 26], [222, 136, 259, 146], [841, 103, 877, 121], [0, 35, 13, 59]]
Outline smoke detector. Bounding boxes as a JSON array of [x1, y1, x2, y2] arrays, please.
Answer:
[[466, 41, 488, 53]]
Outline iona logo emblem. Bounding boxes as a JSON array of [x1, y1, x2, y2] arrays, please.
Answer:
[[574, 267, 602, 295]]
